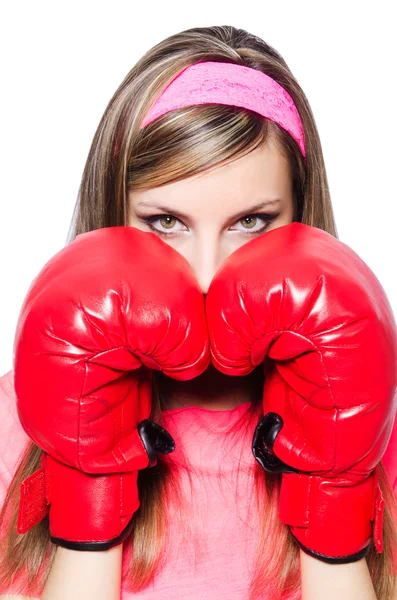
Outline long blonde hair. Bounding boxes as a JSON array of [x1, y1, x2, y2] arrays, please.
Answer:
[[1, 25, 396, 599]]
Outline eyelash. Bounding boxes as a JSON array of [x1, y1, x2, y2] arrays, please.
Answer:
[[140, 213, 279, 237]]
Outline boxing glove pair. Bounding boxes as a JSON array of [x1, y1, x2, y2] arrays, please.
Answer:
[[14, 223, 397, 564]]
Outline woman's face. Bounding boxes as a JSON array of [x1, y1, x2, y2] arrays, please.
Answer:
[[128, 138, 294, 294]]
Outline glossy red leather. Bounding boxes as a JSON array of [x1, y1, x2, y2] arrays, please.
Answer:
[[13, 226, 210, 550], [206, 222, 397, 563]]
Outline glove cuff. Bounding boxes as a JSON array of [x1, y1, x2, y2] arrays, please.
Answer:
[[18, 453, 140, 551], [278, 466, 385, 564]]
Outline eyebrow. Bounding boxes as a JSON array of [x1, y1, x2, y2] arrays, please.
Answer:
[[134, 199, 281, 221]]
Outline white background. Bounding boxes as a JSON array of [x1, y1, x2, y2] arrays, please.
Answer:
[[1, 1, 396, 375]]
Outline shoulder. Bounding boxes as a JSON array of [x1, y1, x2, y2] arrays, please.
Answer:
[[0, 370, 31, 502], [382, 407, 397, 491]]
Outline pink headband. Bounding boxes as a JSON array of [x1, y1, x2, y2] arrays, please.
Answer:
[[139, 61, 306, 159]]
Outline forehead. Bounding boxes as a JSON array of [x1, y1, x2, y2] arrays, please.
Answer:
[[131, 140, 291, 215]]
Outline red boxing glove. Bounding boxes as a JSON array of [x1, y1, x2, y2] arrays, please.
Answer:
[[14, 226, 209, 551], [206, 222, 397, 564]]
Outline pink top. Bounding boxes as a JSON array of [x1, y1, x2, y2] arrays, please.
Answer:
[[1, 368, 397, 598]]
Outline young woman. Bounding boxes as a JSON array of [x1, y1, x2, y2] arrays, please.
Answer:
[[1, 25, 397, 600]]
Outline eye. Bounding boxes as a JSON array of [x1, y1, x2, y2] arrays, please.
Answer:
[[231, 214, 279, 235], [140, 215, 186, 236]]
